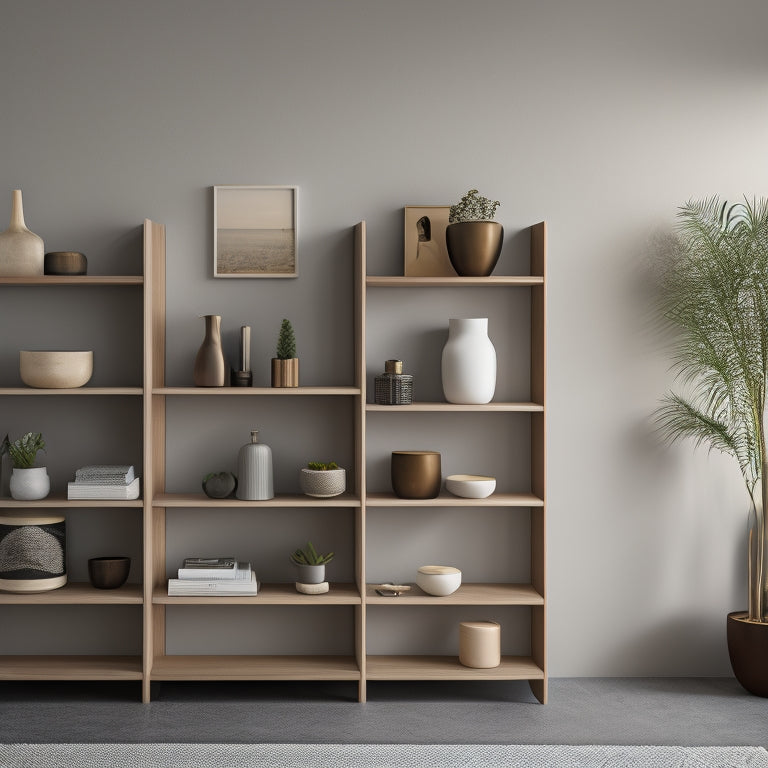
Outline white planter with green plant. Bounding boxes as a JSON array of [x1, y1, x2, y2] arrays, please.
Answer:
[[445, 189, 503, 277], [654, 197, 768, 695], [2, 432, 49, 500], [299, 461, 346, 498]]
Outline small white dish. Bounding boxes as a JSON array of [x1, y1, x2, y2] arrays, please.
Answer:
[[445, 474, 496, 499], [416, 565, 462, 596]]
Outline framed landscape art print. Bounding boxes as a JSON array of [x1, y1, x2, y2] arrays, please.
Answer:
[[213, 185, 298, 278]]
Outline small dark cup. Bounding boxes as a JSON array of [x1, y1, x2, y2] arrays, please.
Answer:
[[44, 251, 88, 275], [88, 556, 130, 589]]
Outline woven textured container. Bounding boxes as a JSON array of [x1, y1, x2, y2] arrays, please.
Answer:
[[0, 513, 66, 592], [299, 468, 346, 498], [374, 359, 413, 405]]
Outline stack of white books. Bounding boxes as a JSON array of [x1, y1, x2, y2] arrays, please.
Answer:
[[67, 465, 140, 500], [167, 558, 259, 596]]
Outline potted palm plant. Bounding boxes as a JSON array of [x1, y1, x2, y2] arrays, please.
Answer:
[[445, 189, 503, 277], [271, 318, 298, 387], [654, 197, 768, 695], [2, 432, 49, 500]]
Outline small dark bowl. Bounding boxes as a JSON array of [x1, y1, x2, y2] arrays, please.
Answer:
[[88, 556, 130, 589], [44, 251, 87, 275]]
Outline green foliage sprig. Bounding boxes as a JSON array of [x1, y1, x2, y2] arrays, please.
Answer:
[[307, 461, 339, 471], [449, 189, 501, 223], [290, 541, 334, 566], [2, 432, 46, 468], [276, 318, 297, 359], [653, 196, 768, 622]]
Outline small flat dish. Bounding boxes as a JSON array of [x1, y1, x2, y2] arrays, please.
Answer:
[[445, 474, 496, 499]]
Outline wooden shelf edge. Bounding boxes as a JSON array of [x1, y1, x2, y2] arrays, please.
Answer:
[[154, 386, 361, 396], [365, 583, 543, 605], [0, 276, 143, 285], [150, 654, 360, 681], [154, 492, 360, 508], [0, 582, 143, 604], [154, 582, 361, 604], [0, 496, 143, 508], [0, 387, 143, 395], [365, 655, 544, 680], [366, 276, 544, 287], [0, 655, 143, 680], [365, 492, 544, 507], [366, 401, 543, 412]]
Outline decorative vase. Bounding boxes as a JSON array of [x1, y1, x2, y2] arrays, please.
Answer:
[[0, 512, 66, 592], [271, 358, 299, 387], [727, 611, 768, 696], [9, 467, 50, 501], [391, 450, 441, 499], [374, 359, 414, 405], [441, 318, 496, 404], [235, 430, 274, 500], [299, 467, 346, 498], [194, 314, 226, 387], [202, 471, 237, 499], [0, 190, 44, 276], [445, 221, 503, 277]]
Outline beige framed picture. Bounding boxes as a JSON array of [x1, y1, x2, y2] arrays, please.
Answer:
[[403, 205, 457, 277], [213, 185, 298, 278]]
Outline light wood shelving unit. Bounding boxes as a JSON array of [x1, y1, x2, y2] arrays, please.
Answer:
[[0, 218, 545, 703]]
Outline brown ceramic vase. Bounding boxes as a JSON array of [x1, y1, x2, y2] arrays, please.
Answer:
[[391, 451, 441, 499], [445, 221, 503, 277]]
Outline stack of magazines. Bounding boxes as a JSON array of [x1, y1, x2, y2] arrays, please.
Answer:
[[167, 558, 259, 596], [67, 465, 140, 500]]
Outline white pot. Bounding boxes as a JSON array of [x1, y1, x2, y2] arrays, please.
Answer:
[[9, 467, 51, 500], [416, 565, 462, 596], [441, 318, 496, 404]]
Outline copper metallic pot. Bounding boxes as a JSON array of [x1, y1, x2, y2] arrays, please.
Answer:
[[391, 451, 441, 499], [445, 221, 503, 277]]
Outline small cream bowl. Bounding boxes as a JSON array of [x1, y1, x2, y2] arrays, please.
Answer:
[[416, 565, 462, 596], [20, 350, 93, 388], [445, 474, 496, 499]]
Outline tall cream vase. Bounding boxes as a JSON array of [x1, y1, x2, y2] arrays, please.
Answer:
[[0, 190, 44, 276]]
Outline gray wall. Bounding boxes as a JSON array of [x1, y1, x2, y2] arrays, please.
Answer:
[[1, 0, 767, 675]]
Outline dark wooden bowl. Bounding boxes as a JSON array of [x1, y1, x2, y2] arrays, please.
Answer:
[[44, 251, 87, 275], [88, 556, 130, 589]]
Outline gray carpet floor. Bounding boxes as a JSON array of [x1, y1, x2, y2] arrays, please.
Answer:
[[0, 678, 766, 747]]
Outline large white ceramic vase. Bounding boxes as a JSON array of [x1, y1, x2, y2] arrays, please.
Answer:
[[441, 318, 496, 404]]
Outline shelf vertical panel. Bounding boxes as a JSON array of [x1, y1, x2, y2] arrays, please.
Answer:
[[143, 219, 167, 702], [529, 221, 547, 705], [354, 222, 367, 702]]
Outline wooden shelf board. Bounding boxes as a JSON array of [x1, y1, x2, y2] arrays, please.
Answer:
[[366, 583, 543, 605], [154, 492, 360, 508], [151, 654, 360, 681], [0, 495, 143, 509], [0, 582, 143, 604], [0, 387, 142, 396], [366, 655, 544, 681], [365, 492, 544, 508], [0, 276, 143, 286], [366, 401, 543, 412], [154, 386, 360, 396], [154, 582, 361, 605], [366, 276, 544, 287], [0, 655, 143, 680]]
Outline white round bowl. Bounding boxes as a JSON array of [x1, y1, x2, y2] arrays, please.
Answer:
[[445, 474, 496, 499], [20, 350, 93, 388], [416, 565, 462, 596]]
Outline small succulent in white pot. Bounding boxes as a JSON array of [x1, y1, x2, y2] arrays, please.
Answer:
[[2, 432, 50, 500], [290, 541, 335, 585], [446, 189, 504, 277]]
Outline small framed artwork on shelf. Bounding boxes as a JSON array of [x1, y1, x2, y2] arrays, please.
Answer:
[[213, 185, 298, 278], [403, 205, 456, 277]]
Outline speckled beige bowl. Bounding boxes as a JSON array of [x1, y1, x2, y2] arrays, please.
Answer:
[[20, 350, 93, 388]]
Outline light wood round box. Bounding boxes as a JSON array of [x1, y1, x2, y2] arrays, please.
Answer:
[[459, 620, 500, 668]]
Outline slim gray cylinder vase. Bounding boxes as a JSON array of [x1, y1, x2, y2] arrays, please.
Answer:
[[236, 429, 274, 500]]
